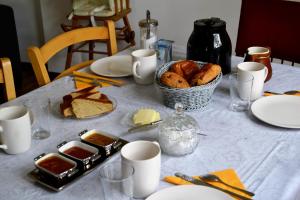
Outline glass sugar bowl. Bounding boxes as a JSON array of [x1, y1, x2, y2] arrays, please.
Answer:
[[158, 103, 200, 156], [139, 10, 158, 49]]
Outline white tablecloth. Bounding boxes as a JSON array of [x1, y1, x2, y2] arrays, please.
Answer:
[[1, 55, 300, 200]]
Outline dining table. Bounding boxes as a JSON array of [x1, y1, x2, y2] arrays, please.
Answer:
[[1, 49, 300, 200]]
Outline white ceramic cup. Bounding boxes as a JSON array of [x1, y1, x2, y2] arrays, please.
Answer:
[[237, 62, 268, 100], [132, 49, 157, 85], [121, 140, 161, 198], [0, 106, 31, 154]]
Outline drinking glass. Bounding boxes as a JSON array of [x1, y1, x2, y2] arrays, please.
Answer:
[[24, 98, 51, 139], [99, 160, 134, 200], [229, 73, 254, 112]]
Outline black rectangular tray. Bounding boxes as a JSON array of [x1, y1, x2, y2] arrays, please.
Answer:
[[28, 137, 128, 192]]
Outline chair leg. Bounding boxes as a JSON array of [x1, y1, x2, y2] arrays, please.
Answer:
[[65, 18, 79, 69], [65, 46, 74, 69], [88, 41, 94, 60], [123, 16, 135, 46]]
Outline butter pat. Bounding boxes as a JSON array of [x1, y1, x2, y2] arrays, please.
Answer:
[[133, 109, 160, 125]]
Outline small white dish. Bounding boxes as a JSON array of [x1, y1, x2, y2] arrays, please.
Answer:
[[251, 95, 300, 128], [121, 108, 166, 127], [146, 185, 232, 200], [90, 55, 132, 77]]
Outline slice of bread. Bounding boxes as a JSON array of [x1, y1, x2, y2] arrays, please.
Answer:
[[70, 86, 99, 98], [60, 87, 113, 118], [71, 98, 113, 119]]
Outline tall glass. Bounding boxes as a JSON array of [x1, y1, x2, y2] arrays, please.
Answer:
[[24, 98, 51, 139], [229, 73, 254, 112], [99, 161, 134, 200]]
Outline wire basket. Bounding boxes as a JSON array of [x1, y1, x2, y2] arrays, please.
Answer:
[[155, 61, 222, 111]]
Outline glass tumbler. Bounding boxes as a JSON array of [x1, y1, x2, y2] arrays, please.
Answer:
[[99, 161, 134, 200], [24, 98, 51, 139], [229, 73, 254, 112]]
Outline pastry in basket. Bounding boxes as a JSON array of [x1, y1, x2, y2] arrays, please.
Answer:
[[191, 63, 221, 86], [160, 71, 190, 88], [60, 86, 113, 119], [170, 60, 199, 81]]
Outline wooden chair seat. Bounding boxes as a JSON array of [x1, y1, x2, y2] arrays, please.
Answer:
[[28, 20, 117, 87], [0, 58, 16, 102]]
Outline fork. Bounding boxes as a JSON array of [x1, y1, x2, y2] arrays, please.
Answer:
[[200, 174, 255, 196]]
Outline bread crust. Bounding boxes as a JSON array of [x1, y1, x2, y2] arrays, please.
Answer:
[[160, 71, 190, 88], [170, 60, 199, 80], [191, 63, 221, 86]]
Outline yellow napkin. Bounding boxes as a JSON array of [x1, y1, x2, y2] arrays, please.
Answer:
[[74, 76, 111, 90], [164, 169, 251, 200]]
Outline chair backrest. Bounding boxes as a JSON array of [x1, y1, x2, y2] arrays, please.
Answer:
[[73, 0, 128, 12], [236, 0, 300, 65], [28, 20, 117, 86], [0, 58, 16, 101]]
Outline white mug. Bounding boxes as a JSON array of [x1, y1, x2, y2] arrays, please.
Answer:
[[0, 106, 31, 154], [121, 140, 161, 198], [132, 49, 157, 85], [237, 62, 268, 100]]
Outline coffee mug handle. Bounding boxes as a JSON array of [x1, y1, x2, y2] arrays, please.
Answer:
[[264, 66, 269, 81], [133, 61, 142, 79], [0, 126, 8, 150]]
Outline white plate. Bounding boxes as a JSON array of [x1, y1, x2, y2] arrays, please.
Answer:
[[90, 55, 132, 77], [52, 96, 117, 120], [251, 95, 300, 128], [146, 185, 233, 200]]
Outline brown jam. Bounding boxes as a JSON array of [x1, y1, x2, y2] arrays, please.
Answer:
[[84, 133, 115, 147], [63, 146, 94, 160], [38, 155, 75, 175]]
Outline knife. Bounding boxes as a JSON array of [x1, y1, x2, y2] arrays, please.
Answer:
[[74, 78, 103, 87], [175, 173, 253, 200], [73, 71, 125, 87], [128, 120, 162, 133]]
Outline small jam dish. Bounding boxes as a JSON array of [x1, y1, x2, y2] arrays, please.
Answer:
[[34, 153, 78, 180], [57, 141, 101, 170], [79, 129, 121, 156]]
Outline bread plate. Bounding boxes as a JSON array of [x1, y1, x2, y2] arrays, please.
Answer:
[[146, 185, 232, 200], [251, 95, 300, 128], [90, 55, 132, 77], [51, 96, 117, 120]]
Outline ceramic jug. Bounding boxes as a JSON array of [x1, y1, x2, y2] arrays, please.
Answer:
[[244, 46, 272, 82]]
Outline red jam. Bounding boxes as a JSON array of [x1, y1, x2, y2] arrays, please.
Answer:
[[63, 146, 94, 160], [38, 155, 75, 175], [84, 133, 115, 146]]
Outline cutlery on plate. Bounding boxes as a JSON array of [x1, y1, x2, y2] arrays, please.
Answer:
[[200, 174, 254, 197], [128, 120, 162, 133], [175, 172, 253, 200], [73, 71, 125, 87]]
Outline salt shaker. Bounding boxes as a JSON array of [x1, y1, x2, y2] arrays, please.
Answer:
[[158, 103, 200, 156], [139, 10, 158, 49]]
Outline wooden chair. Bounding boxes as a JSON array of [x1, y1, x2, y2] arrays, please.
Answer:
[[0, 58, 16, 101], [236, 0, 300, 65], [61, 0, 135, 69], [28, 20, 117, 87]]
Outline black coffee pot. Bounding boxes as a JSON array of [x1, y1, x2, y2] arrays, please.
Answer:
[[187, 18, 232, 74]]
